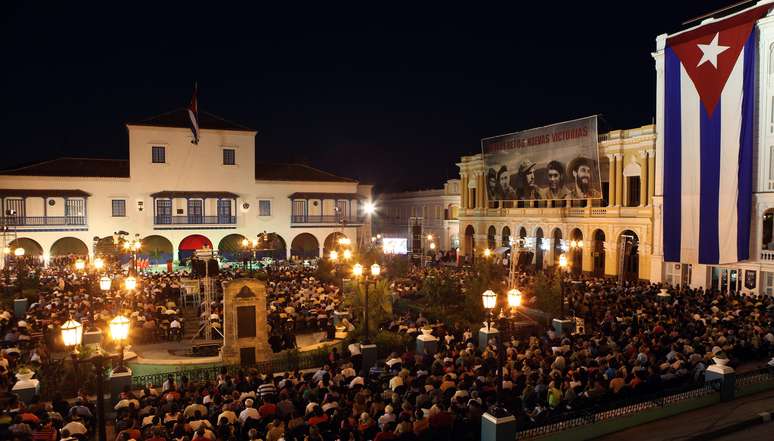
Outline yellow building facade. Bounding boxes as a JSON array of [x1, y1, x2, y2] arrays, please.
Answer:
[[457, 124, 657, 281]]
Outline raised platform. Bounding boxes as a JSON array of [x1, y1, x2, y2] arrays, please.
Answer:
[[126, 331, 330, 376]]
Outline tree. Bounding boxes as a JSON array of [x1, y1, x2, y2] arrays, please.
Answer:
[[533, 272, 562, 317], [314, 258, 335, 284], [345, 278, 393, 338], [386, 255, 409, 279]]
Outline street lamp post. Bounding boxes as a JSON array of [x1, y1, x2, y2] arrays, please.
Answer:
[[61, 318, 120, 441], [558, 253, 569, 318], [109, 315, 130, 373], [479, 289, 528, 441], [352, 263, 380, 344]]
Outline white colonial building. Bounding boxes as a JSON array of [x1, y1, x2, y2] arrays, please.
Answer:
[[372, 179, 461, 253], [458, 125, 656, 282], [0, 108, 372, 265]]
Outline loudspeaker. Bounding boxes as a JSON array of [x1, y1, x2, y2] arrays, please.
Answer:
[[191, 258, 220, 277]]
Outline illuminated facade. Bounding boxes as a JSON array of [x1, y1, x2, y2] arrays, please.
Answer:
[[458, 125, 657, 281], [372, 179, 461, 252], [0, 109, 372, 265]]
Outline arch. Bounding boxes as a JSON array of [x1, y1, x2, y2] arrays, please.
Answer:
[[592, 229, 606, 277], [178, 234, 212, 262], [519, 227, 527, 240], [255, 233, 287, 261], [291, 233, 320, 259], [50, 237, 88, 257], [569, 228, 583, 275], [323, 232, 347, 255], [141, 235, 174, 265], [9, 238, 43, 256], [94, 236, 120, 257], [535, 227, 544, 270], [618, 230, 640, 282], [552, 228, 563, 266], [501, 226, 511, 248], [464, 225, 475, 257], [623, 160, 642, 177], [487, 225, 496, 250], [217, 234, 247, 262]]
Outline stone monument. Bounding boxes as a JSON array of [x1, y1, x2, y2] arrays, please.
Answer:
[[221, 279, 271, 365]]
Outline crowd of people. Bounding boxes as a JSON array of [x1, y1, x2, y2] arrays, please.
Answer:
[[0, 251, 773, 440]]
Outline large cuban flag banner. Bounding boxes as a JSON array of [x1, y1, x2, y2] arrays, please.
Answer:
[[663, 4, 772, 265]]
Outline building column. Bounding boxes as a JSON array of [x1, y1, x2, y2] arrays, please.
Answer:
[[478, 174, 485, 209], [615, 153, 623, 206], [606, 154, 616, 207], [639, 151, 648, 207], [461, 175, 468, 209], [647, 150, 655, 206]]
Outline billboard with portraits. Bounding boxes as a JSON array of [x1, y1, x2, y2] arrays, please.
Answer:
[[482, 116, 601, 202]]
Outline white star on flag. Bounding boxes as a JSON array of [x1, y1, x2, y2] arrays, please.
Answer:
[[696, 32, 730, 68]]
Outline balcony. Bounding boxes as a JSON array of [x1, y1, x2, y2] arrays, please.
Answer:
[[761, 250, 774, 261], [0, 216, 87, 226], [291, 215, 364, 226], [154, 215, 236, 225], [460, 205, 653, 219]]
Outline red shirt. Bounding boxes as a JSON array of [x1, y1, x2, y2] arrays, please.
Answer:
[[308, 414, 329, 426], [374, 431, 398, 441], [258, 403, 277, 418]]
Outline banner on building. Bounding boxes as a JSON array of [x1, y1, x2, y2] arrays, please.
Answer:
[[481, 116, 601, 202], [662, 4, 769, 265]]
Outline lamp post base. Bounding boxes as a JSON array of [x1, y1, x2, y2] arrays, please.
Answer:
[[552, 318, 575, 336], [361, 343, 377, 375], [109, 367, 132, 406], [481, 411, 517, 441], [479, 325, 499, 350]]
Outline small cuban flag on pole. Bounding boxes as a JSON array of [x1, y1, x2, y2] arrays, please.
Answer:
[[188, 82, 200, 145]]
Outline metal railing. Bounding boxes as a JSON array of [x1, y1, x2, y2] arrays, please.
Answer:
[[735, 366, 774, 391], [290, 215, 364, 224], [0, 215, 87, 226], [154, 215, 236, 225], [131, 349, 330, 389], [516, 380, 720, 440]]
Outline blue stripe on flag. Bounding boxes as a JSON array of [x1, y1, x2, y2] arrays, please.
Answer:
[[698, 99, 721, 264], [663, 47, 682, 262], [738, 31, 755, 261]]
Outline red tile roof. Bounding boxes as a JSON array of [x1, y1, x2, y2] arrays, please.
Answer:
[[0, 158, 130, 178]]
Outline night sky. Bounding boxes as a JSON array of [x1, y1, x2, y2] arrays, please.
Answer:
[[0, 1, 736, 192]]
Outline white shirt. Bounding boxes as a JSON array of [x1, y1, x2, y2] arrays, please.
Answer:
[[217, 410, 237, 425], [238, 407, 259, 423], [62, 421, 88, 436]]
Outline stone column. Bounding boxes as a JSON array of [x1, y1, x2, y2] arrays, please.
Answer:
[[481, 413, 517, 441], [477, 174, 485, 209], [647, 150, 655, 206], [607, 154, 616, 207], [639, 151, 648, 207], [705, 361, 736, 402], [615, 154, 624, 207], [461, 174, 468, 209]]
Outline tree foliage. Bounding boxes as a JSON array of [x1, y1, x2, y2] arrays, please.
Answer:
[[314, 258, 335, 284], [344, 278, 393, 338], [534, 272, 562, 317]]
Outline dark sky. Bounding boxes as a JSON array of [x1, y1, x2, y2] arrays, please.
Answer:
[[0, 1, 735, 192]]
